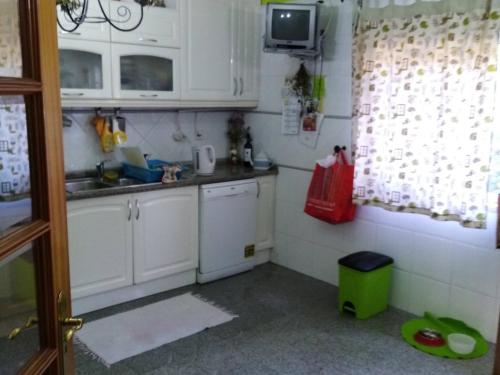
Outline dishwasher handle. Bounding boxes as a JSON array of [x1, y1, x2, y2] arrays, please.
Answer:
[[201, 183, 258, 201]]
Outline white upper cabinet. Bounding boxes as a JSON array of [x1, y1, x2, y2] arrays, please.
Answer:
[[111, 44, 180, 100], [181, 0, 260, 102], [58, 39, 112, 99], [234, 0, 260, 101], [181, 0, 235, 100], [57, 0, 111, 42], [110, 0, 180, 48]]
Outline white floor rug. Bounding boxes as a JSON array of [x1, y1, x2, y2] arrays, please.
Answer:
[[75, 293, 237, 366]]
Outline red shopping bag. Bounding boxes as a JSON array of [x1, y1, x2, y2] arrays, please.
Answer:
[[304, 150, 356, 224]]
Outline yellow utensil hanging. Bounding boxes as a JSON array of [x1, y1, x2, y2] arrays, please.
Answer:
[[100, 117, 114, 153]]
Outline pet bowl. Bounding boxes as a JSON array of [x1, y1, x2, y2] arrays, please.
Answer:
[[447, 333, 476, 355]]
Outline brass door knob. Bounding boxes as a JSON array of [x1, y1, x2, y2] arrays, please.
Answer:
[[62, 317, 83, 343], [7, 316, 38, 340]]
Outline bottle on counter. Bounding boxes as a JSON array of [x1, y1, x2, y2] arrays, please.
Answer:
[[243, 128, 254, 168]]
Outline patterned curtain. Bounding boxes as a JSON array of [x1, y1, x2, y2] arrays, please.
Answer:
[[352, 8, 500, 228]]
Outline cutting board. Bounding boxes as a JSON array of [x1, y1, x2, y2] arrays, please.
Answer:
[[120, 147, 148, 169]]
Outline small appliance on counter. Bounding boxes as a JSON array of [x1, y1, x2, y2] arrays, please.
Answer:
[[253, 151, 274, 170], [193, 145, 216, 176]]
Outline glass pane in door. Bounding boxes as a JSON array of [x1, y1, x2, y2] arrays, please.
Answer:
[[120, 55, 173, 91], [0, 0, 22, 77], [0, 244, 40, 374], [59, 49, 103, 89], [0, 96, 31, 238]]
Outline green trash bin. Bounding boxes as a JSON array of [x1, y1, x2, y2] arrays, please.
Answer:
[[338, 251, 394, 319]]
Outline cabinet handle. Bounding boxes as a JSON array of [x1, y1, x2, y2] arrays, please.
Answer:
[[257, 180, 261, 198], [140, 94, 159, 98], [128, 200, 132, 221], [135, 199, 140, 220], [233, 78, 238, 96], [240, 78, 244, 96], [59, 31, 82, 36], [138, 37, 158, 43], [62, 92, 84, 97]]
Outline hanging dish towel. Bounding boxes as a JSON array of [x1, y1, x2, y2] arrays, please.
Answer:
[[304, 150, 356, 224], [92, 115, 114, 153]]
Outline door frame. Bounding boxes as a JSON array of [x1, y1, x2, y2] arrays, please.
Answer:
[[0, 1, 72, 374]]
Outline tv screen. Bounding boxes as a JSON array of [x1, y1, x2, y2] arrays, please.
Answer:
[[271, 9, 311, 41]]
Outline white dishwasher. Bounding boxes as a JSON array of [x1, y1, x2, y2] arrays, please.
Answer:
[[197, 179, 258, 283]]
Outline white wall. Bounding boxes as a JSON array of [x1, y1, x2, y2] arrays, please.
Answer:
[[63, 110, 230, 172], [248, 0, 500, 342]]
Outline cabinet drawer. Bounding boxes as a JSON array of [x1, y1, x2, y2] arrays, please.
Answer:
[[110, 0, 180, 48]]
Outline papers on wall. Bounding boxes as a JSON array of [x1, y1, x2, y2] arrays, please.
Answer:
[[299, 112, 324, 149], [281, 90, 301, 135]]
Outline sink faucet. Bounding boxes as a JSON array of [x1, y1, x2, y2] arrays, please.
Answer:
[[96, 160, 112, 180]]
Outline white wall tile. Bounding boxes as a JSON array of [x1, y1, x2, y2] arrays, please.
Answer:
[[287, 238, 315, 277], [63, 110, 230, 172], [271, 232, 289, 266], [295, 211, 320, 244], [312, 244, 343, 286], [408, 274, 450, 317], [449, 286, 499, 343], [274, 198, 288, 235], [375, 225, 414, 271], [451, 243, 499, 298], [390, 268, 411, 311], [342, 220, 377, 253], [411, 234, 452, 284], [312, 218, 348, 251]]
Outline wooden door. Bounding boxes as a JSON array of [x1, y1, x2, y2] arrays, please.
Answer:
[[0, 1, 74, 374]]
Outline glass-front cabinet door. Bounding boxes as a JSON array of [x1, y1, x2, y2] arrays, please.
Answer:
[[111, 44, 180, 100], [58, 39, 112, 100]]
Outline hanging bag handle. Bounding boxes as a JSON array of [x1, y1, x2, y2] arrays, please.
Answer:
[[334, 146, 349, 165]]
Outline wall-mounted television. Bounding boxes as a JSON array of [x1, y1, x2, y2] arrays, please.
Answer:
[[265, 3, 318, 54]]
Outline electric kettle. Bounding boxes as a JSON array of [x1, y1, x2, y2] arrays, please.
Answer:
[[192, 145, 216, 176]]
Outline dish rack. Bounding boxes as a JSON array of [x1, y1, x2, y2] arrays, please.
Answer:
[[123, 160, 187, 183]]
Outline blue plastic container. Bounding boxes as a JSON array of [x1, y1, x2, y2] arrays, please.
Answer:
[[123, 160, 187, 183]]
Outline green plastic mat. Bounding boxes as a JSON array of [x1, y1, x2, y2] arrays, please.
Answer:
[[401, 316, 489, 359]]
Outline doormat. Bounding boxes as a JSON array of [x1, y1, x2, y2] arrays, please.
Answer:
[[75, 293, 237, 366]]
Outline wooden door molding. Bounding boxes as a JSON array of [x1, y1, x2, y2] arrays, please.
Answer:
[[0, 1, 72, 374]]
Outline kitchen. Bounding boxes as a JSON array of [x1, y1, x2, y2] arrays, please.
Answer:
[[1, 0, 500, 374]]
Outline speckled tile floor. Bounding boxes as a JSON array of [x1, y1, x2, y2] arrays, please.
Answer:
[[74, 264, 495, 375]]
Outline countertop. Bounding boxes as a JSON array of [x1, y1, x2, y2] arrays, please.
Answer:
[[66, 162, 278, 202]]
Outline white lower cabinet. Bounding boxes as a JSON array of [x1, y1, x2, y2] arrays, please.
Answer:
[[133, 187, 198, 284], [67, 195, 133, 299], [67, 186, 198, 303], [256, 176, 276, 251]]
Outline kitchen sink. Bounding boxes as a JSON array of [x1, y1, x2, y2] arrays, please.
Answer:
[[110, 177, 144, 187], [65, 178, 114, 193], [65, 177, 147, 193]]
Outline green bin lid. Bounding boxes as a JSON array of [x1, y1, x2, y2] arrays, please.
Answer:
[[338, 251, 393, 272]]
